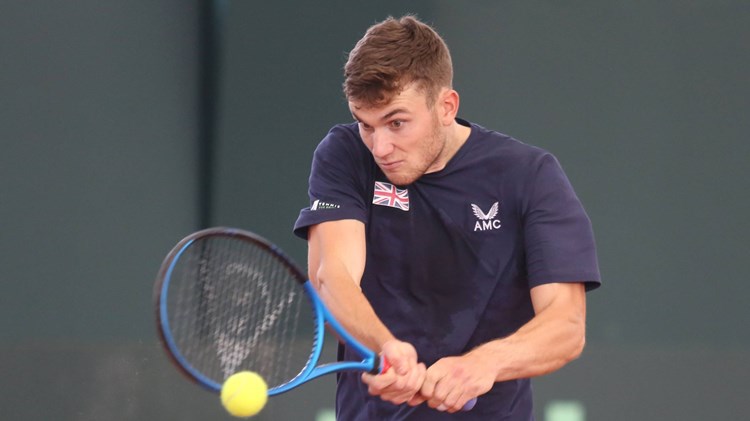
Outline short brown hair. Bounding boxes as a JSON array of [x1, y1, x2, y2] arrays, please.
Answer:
[[343, 15, 453, 107]]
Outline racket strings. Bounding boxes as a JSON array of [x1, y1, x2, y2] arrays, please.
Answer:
[[166, 235, 315, 389]]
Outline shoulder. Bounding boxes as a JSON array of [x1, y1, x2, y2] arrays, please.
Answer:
[[326, 122, 360, 140], [315, 123, 365, 155], [462, 120, 555, 174], [309, 123, 373, 175], [308, 123, 375, 194]]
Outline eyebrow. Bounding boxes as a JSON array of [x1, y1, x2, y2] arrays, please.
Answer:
[[351, 108, 410, 124]]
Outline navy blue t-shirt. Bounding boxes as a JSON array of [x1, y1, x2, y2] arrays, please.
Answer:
[[294, 119, 600, 420]]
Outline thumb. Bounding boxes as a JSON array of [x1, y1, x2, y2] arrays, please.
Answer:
[[381, 340, 416, 375], [385, 352, 410, 375]]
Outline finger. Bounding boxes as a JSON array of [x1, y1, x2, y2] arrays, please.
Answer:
[[441, 387, 465, 413], [390, 371, 407, 391], [448, 396, 478, 413], [428, 378, 452, 410], [382, 387, 414, 405], [361, 370, 396, 395], [408, 392, 427, 407], [386, 363, 426, 404], [380, 383, 413, 404], [419, 372, 438, 403], [408, 363, 427, 393], [363, 370, 395, 385]]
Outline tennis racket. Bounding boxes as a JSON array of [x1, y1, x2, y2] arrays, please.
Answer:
[[154, 227, 476, 409]]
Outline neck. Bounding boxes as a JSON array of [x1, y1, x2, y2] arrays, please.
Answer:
[[428, 120, 471, 173]]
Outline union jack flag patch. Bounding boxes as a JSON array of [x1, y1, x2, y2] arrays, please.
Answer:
[[372, 181, 410, 211]]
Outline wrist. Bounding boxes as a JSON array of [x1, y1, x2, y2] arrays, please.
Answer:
[[466, 341, 507, 381]]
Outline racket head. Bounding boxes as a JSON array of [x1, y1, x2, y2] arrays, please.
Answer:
[[154, 227, 319, 394]]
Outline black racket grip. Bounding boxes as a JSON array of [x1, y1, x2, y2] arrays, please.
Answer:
[[370, 354, 387, 374]]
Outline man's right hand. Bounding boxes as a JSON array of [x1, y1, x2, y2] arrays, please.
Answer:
[[361, 339, 426, 405]]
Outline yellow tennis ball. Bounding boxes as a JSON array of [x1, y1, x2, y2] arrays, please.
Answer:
[[220, 371, 268, 418]]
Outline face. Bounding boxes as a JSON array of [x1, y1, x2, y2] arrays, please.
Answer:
[[349, 85, 449, 186]]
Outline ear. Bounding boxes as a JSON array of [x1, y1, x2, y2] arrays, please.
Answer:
[[437, 88, 460, 126]]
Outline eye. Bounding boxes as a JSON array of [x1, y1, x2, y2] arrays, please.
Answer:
[[390, 120, 404, 129], [358, 121, 373, 132]]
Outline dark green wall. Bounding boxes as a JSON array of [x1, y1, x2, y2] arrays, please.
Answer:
[[0, 1, 204, 419], [1, 1, 747, 420], [1, 2, 200, 343]]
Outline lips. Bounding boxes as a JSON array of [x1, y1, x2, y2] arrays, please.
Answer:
[[378, 160, 402, 171]]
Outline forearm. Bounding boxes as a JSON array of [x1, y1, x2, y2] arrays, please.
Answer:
[[468, 283, 586, 382], [308, 220, 395, 353], [309, 221, 423, 402], [315, 262, 395, 352]]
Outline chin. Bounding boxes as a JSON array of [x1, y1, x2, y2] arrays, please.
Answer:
[[385, 173, 419, 187]]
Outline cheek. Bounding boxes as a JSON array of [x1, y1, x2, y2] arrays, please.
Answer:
[[359, 131, 373, 150], [401, 126, 426, 149]]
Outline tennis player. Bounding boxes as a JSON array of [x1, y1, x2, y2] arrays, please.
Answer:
[[294, 15, 600, 420]]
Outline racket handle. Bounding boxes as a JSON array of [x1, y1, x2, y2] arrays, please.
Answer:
[[462, 397, 478, 411], [379, 355, 391, 373], [378, 356, 477, 411]]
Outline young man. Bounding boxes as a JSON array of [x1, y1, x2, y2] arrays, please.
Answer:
[[294, 15, 600, 420]]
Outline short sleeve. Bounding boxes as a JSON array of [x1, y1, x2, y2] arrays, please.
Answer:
[[293, 125, 371, 239], [523, 154, 601, 290]]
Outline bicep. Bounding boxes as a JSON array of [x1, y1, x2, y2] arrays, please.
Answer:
[[529, 282, 586, 319], [308, 219, 366, 288]]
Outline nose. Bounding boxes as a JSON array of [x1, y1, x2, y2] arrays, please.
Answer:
[[370, 129, 394, 159]]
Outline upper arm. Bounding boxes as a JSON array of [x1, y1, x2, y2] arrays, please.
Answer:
[[308, 219, 367, 289], [530, 282, 587, 321]]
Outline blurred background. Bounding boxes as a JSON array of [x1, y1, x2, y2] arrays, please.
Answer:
[[1, 1, 748, 420]]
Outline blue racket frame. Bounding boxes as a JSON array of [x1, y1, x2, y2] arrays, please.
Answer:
[[156, 228, 383, 395]]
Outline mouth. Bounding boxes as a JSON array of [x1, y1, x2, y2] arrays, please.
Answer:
[[378, 160, 403, 171]]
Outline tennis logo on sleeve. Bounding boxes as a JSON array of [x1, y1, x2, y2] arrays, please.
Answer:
[[372, 181, 410, 211], [471, 202, 501, 231], [311, 199, 340, 211]]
